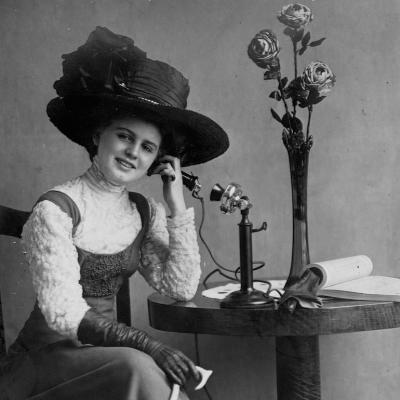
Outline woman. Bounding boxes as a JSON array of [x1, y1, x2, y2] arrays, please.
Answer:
[[0, 27, 229, 400]]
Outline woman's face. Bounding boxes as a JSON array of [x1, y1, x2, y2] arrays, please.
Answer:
[[94, 117, 162, 186]]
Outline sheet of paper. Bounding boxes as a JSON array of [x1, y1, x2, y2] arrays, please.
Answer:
[[202, 280, 286, 299], [325, 275, 400, 295]]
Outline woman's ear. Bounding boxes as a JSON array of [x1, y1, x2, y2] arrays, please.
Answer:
[[92, 132, 100, 146]]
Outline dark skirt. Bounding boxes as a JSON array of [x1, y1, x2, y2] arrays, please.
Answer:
[[1, 295, 189, 399], [0, 339, 189, 400]]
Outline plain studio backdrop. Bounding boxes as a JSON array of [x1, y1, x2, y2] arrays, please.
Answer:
[[1, 0, 400, 399]]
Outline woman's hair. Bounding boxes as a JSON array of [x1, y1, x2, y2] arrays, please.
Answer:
[[85, 104, 185, 161]]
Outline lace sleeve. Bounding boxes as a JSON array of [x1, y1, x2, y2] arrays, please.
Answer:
[[138, 198, 201, 301], [21, 200, 90, 338]]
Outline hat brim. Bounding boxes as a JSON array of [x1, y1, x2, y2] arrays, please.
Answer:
[[46, 94, 229, 167]]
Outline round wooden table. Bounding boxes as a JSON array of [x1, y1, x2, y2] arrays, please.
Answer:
[[148, 289, 400, 400]]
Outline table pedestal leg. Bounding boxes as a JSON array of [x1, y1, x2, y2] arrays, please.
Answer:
[[275, 336, 320, 400]]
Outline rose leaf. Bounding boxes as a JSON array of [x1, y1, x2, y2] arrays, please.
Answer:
[[292, 28, 305, 43], [264, 69, 281, 80], [281, 112, 294, 129], [281, 113, 302, 132], [311, 96, 326, 105], [283, 27, 295, 37], [282, 85, 293, 99], [309, 37, 326, 47], [301, 31, 311, 47], [280, 76, 288, 88], [292, 117, 303, 132], [283, 27, 304, 43], [270, 108, 282, 123], [297, 101, 308, 108], [298, 46, 307, 56], [269, 91, 282, 101]]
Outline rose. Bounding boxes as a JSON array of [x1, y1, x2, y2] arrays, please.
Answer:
[[247, 29, 280, 68], [284, 62, 335, 107], [302, 61, 335, 98], [277, 4, 313, 29]]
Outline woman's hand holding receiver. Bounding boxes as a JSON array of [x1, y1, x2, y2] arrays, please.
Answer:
[[151, 155, 187, 217]]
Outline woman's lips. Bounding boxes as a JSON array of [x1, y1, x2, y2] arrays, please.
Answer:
[[116, 158, 136, 169]]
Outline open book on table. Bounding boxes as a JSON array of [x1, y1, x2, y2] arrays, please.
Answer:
[[310, 255, 400, 302]]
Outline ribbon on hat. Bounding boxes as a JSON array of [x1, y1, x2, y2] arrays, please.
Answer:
[[54, 26, 147, 97]]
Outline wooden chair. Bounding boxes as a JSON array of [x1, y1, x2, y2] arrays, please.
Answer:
[[0, 204, 131, 355]]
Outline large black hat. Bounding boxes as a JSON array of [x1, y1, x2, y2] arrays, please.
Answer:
[[47, 27, 229, 167]]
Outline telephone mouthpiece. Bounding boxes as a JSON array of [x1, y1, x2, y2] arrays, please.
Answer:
[[210, 183, 225, 201]]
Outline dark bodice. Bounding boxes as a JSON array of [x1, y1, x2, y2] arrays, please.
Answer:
[[76, 190, 149, 297], [78, 247, 132, 297], [77, 236, 141, 297]]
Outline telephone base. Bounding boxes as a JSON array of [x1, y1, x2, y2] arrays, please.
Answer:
[[220, 288, 275, 309]]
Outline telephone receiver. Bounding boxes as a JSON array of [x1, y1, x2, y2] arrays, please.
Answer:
[[147, 155, 201, 195]]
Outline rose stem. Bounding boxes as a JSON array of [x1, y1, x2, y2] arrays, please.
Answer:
[[277, 76, 293, 133], [292, 35, 298, 117], [306, 105, 313, 140], [292, 37, 298, 78]]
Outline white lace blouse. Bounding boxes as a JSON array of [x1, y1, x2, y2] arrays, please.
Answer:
[[21, 159, 201, 339]]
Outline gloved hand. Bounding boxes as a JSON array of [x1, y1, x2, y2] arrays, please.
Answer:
[[77, 309, 200, 385], [146, 340, 201, 386]]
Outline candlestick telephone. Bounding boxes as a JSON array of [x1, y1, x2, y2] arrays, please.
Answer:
[[149, 154, 273, 296]]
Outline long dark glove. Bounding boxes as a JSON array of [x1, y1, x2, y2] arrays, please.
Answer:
[[279, 268, 323, 311], [77, 309, 200, 385]]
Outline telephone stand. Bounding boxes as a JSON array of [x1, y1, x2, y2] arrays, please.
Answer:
[[220, 206, 275, 309]]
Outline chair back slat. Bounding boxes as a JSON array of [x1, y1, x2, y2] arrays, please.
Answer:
[[0, 206, 31, 238], [116, 280, 131, 325]]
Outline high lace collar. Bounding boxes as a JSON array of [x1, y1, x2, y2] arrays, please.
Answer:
[[83, 157, 126, 194]]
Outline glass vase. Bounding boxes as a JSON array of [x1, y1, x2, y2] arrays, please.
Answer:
[[283, 131, 313, 288]]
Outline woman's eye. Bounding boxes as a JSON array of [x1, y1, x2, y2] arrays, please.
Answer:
[[143, 144, 154, 153], [117, 133, 131, 141]]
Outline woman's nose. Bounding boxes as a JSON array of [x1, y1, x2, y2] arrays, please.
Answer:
[[125, 143, 139, 158]]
